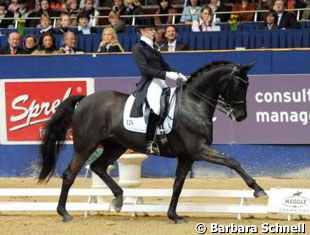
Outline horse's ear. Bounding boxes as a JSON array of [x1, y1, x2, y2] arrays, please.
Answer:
[[240, 61, 257, 74]]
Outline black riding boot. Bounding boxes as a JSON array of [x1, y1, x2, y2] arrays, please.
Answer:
[[146, 111, 160, 155]]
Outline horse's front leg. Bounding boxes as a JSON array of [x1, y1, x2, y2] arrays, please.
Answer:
[[167, 159, 193, 224], [195, 146, 267, 198]]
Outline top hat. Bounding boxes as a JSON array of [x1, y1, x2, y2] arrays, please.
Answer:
[[136, 17, 156, 29]]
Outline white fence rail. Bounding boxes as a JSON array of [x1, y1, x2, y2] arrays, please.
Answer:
[[0, 188, 268, 219]]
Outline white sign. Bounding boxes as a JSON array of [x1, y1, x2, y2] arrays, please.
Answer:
[[268, 188, 310, 215]]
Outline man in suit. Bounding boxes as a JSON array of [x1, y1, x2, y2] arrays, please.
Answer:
[[161, 25, 189, 52], [273, 0, 299, 29], [0, 32, 24, 55], [59, 32, 84, 54], [131, 17, 187, 155]]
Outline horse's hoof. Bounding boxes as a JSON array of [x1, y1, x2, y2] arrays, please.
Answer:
[[254, 190, 268, 198], [111, 198, 123, 213], [62, 214, 73, 222], [169, 217, 187, 224]]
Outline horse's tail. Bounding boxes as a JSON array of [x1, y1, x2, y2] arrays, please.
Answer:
[[38, 95, 85, 183]]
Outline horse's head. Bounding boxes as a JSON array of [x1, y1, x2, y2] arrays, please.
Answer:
[[218, 62, 256, 122]]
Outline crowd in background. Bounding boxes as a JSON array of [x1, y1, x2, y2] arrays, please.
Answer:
[[0, 0, 308, 54]]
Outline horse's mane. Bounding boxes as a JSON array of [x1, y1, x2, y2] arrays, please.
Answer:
[[186, 60, 234, 84]]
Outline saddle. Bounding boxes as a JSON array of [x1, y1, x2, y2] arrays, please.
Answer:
[[123, 88, 177, 135]]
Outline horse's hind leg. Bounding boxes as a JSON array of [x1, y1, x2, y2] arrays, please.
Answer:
[[90, 142, 126, 212], [196, 146, 267, 198], [57, 151, 89, 222]]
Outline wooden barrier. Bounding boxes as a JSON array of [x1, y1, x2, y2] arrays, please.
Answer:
[[0, 188, 268, 219]]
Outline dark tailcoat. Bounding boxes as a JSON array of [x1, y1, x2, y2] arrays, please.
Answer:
[[131, 40, 174, 117]]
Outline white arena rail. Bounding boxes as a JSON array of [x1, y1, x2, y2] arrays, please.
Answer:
[[0, 188, 268, 219]]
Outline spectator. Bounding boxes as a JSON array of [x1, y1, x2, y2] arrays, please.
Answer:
[[13, 0, 32, 26], [108, 10, 126, 33], [97, 27, 124, 53], [0, 1, 14, 28], [260, 9, 279, 30], [8, 0, 19, 12], [64, 0, 80, 26], [208, 0, 230, 22], [77, 12, 97, 34], [80, 0, 99, 9], [50, 0, 64, 10], [56, 12, 78, 34], [23, 34, 38, 54], [81, 0, 100, 26], [111, 0, 125, 16], [273, 0, 299, 29], [180, 0, 201, 24], [154, 28, 166, 51], [32, 32, 63, 54], [0, 32, 24, 54], [39, 13, 57, 35], [232, 0, 256, 22], [256, 0, 273, 21], [302, 1, 310, 19], [124, 0, 144, 25], [154, 0, 177, 25], [161, 25, 189, 51], [192, 5, 221, 32], [60, 31, 84, 54]]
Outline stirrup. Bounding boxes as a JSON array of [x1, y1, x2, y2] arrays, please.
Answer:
[[146, 141, 160, 155]]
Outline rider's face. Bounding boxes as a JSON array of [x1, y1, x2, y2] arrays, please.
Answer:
[[140, 27, 156, 41]]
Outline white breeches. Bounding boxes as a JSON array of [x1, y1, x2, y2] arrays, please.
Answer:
[[146, 78, 168, 115]]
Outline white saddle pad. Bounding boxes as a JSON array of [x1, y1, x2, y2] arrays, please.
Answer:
[[123, 88, 177, 134]]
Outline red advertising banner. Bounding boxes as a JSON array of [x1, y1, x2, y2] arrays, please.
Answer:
[[0, 79, 94, 144]]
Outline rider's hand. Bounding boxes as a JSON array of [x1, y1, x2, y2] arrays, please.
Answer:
[[178, 73, 188, 82], [165, 71, 179, 80]]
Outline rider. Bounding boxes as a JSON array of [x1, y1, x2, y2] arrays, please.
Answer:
[[131, 17, 187, 155]]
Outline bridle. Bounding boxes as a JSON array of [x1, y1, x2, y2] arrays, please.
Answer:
[[179, 66, 249, 117]]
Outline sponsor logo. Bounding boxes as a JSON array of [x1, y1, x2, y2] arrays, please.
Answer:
[[282, 191, 310, 208]]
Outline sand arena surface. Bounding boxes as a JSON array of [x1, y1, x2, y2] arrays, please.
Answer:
[[0, 177, 309, 235]]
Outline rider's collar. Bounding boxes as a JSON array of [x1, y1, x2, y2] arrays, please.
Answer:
[[141, 36, 154, 49]]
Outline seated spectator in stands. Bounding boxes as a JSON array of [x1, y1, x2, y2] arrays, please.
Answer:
[[80, 0, 99, 9], [39, 13, 57, 35], [192, 5, 221, 32], [208, 0, 230, 22], [81, 0, 100, 26], [273, 0, 299, 29], [124, 0, 144, 25], [108, 10, 126, 33], [13, 0, 32, 26], [50, 0, 64, 10], [180, 0, 201, 24], [97, 27, 124, 52], [23, 34, 38, 54], [154, 0, 177, 25], [111, 0, 125, 16], [260, 9, 279, 30], [161, 25, 189, 51], [56, 12, 78, 34], [64, 0, 80, 26], [32, 32, 63, 54], [302, 1, 310, 19], [256, 0, 273, 21], [232, 0, 256, 22], [8, 0, 19, 12], [154, 28, 166, 51], [0, 31, 24, 54], [0, 1, 14, 28], [77, 12, 97, 34], [28, 0, 61, 27], [59, 31, 85, 54]]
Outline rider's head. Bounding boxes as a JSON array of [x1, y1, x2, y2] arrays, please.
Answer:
[[137, 17, 157, 41]]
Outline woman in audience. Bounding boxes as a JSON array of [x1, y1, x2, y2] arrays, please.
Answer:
[[77, 12, 97, 34], [260, 9, 279, 30], [108, 10, 126, 33], [180, 0, 201, 24], [82, 0, 100, 26], [97, 27, 124, 53], [232, 0, 256, 22], [192, 5, 221, 32], [32, 32, 64, 54], [111, 0, 125, 16], [154, 0, 177, 25], [123, 0, 144, 25], [64, 0, 80, 26], [23, 34, 38, 54]]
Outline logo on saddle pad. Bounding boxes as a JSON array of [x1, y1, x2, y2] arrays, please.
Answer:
[[123, 88, 176, 134]]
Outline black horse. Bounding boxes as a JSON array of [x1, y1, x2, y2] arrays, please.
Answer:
[[39, 61, 267, 223]]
